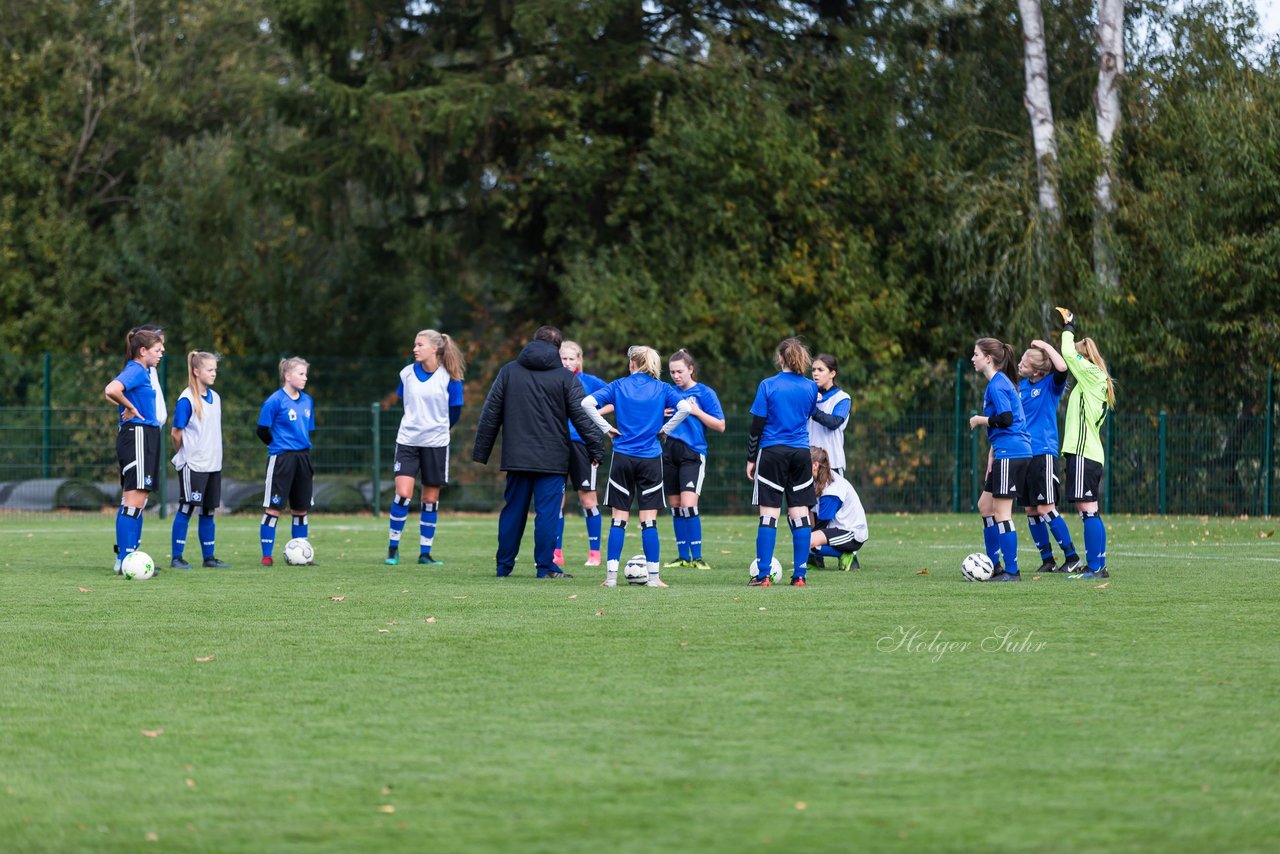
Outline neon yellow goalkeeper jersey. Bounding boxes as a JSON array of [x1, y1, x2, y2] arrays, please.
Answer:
[[1060, 330, 1109, 463]]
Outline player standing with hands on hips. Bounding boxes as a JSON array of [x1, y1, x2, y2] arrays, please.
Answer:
[[103, 328, 166, 573], [257, 358, 315, 566], [1055, 307, 1116, 580], [747, 338, 820, 587], [385, 330, 465, 567], [169, 351, 231, 569], [969, 338, 1033, 582]]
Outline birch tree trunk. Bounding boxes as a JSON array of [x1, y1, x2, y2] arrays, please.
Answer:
[[1018, 0, 1060, 221], [1094, 0, 1124, 288]]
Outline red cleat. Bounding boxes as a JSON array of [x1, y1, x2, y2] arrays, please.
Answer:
[[790, 576, 806, 587], [261, 556, 274, 567]]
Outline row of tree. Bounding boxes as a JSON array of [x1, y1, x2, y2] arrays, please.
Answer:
[[2, 1, 1277, 412]]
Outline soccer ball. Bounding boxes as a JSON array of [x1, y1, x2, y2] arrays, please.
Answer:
[[284, 538, 314, 566], [961, 552, 996, 582], [122, 551, 155, 581], [749, 557, 783, 584], [623, 554, 649, 585]]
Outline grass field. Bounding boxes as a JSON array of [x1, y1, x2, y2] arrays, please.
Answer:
[[2, 512, 1278, 852]]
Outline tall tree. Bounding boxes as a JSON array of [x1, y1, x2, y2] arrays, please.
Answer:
[[1093, 0, 1124, 290], [1018, 0, 1062, 220]]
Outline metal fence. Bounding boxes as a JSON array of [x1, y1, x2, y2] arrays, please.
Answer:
[[1, 397, 1275, 517]]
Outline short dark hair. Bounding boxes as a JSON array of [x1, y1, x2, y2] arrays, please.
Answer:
[[534, 325, 562, 347]]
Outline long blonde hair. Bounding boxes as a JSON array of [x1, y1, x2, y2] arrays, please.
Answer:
[[1075, 337, 1117, 406], [186, 351, 218, 420], [627, 345, 661, 379], [417, 329, 466, 381]]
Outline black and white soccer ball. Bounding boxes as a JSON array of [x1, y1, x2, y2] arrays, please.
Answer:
[[284, 538, 314, 566], [623, 554, 649, 585], [961, 552, 995, 582]]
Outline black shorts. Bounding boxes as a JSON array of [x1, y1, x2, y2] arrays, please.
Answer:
[[753, 446, 817, 509], [819, 527, 865, 554], [177, 468, 222, 513], [117, 423, 160, 492], [662, 437, 706, 496], [984, 456, 1029, 500], [567, 441, 597, 493], [1021, 454, 1060, 507], [604, 453, 665, 512], [264, 450, 314, 511], [1063, 453, 1104, 503], [393, 444, 449, 486]]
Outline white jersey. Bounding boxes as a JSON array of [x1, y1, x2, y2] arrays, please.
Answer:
[[808, 387, 851, 471], [151, 367, 168, 427], [396, 363, 454, 448], [821, 475, 868, 543], [171, 388, 223, 472]]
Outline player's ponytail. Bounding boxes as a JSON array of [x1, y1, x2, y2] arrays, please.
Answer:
[[1075, 337, 1117, 406], [627, 346, 661, 379], [810, 446, 834, 495], [186, 351, 218, 420], [440, 333, 466, 381], [999, 342, 1017, 384], [975, 338, 1017, 383], [777, 338, 812, 375]]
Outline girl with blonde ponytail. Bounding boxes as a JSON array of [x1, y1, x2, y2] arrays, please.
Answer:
[[169, 352, 230, 569], [384, 330, 467, 566]]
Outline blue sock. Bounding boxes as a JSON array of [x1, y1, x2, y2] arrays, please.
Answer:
[[687, 509, 703, 560], [997, 519, 1019, 575], [260, 514, 278, 558], [1081, 511, 1107, 569], [388, 495, 410, 551], [671, 509, 688, 561], [198, 514, 216, 560], [117, 506, 142, 558], [1027, 514, 1053, 560], [817, 544, 842, 558], [171, 509, 192, 559], [790, 517, 811, 579], [641, 521, 660, 564], [584, 507, 602, 551], [755, 516, 778, 577], [420, 502, 437, 555], [292, 514, 308, 541], [607, 519, 627, 562], [1047, 510, 1077, 559], [982, 516, 1001, 567]]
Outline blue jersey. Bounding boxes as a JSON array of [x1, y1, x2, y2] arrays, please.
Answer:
[[258, 388, 315, 455], [568, 372, 607, 444], [750, 372, 818, 450], [983, 373, 1032, 459], [668, 383, 724, 455], [113, 361, 159, 427], [1019, 372, 1066, 456], [591, 373, 684, 458]]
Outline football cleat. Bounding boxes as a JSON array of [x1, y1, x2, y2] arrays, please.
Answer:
[[986, 571, 1022, 582], [261, 556, 274, 567], [689, 558, 712, 570], [1068, 568, 1109, 580], [584, 550, 601, 567], [1036, 558, 1059, 574], [113, 559, 123, 575], [170, 556, 193, 570], [789, 576, 807, 587], [748, 576, 771, 587], [1058, 555, 1083, 574], [418, 553, 445, 566], [646, 578, 669, 588], [541, 570, 573, 579], [663, 558, 690, 569], [202, 557, 232, 568], [838, 552, 859, 572], [552, 549, 565, 567], [385, 546, 399, 566]]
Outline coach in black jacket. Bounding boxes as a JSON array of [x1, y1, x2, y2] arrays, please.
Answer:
[[473, 325, 606, 577]]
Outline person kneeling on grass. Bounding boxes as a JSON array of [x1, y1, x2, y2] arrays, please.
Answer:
[[808, 447, 868, 571]]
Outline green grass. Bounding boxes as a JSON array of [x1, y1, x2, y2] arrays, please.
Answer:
[[1, 512, 1278, 852]]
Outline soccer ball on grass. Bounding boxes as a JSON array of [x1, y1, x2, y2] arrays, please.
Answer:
[[623, 554, 649, 585], [961, 552, 996, 582], [748, 557, 783, 584], [122, 551, 156, 580], [284, 538, 315, 566]]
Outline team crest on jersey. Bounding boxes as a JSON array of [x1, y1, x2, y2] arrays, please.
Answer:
[[1031, 389, 1041, 398], [304, 409, 311, 419], [288, 409, 298, 421]]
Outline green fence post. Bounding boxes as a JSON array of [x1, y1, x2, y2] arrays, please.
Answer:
[[370, 402, 381, 517], [157, 355, 167, 520], [969, 411, 979, 513], [1104, 411, 1114, 515], [42, 352, 52, 478], [1264, 366, 1274, 517], [953, 359, 965, 513], [1158, 411, 1167, 515]]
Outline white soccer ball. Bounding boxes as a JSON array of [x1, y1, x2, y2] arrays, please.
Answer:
[[284, 538, 314, 566], [623, 554, 649, 585], [122, 551, 155, 581], [961, 552, 996, 582], [749, 557, 784, 584]]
